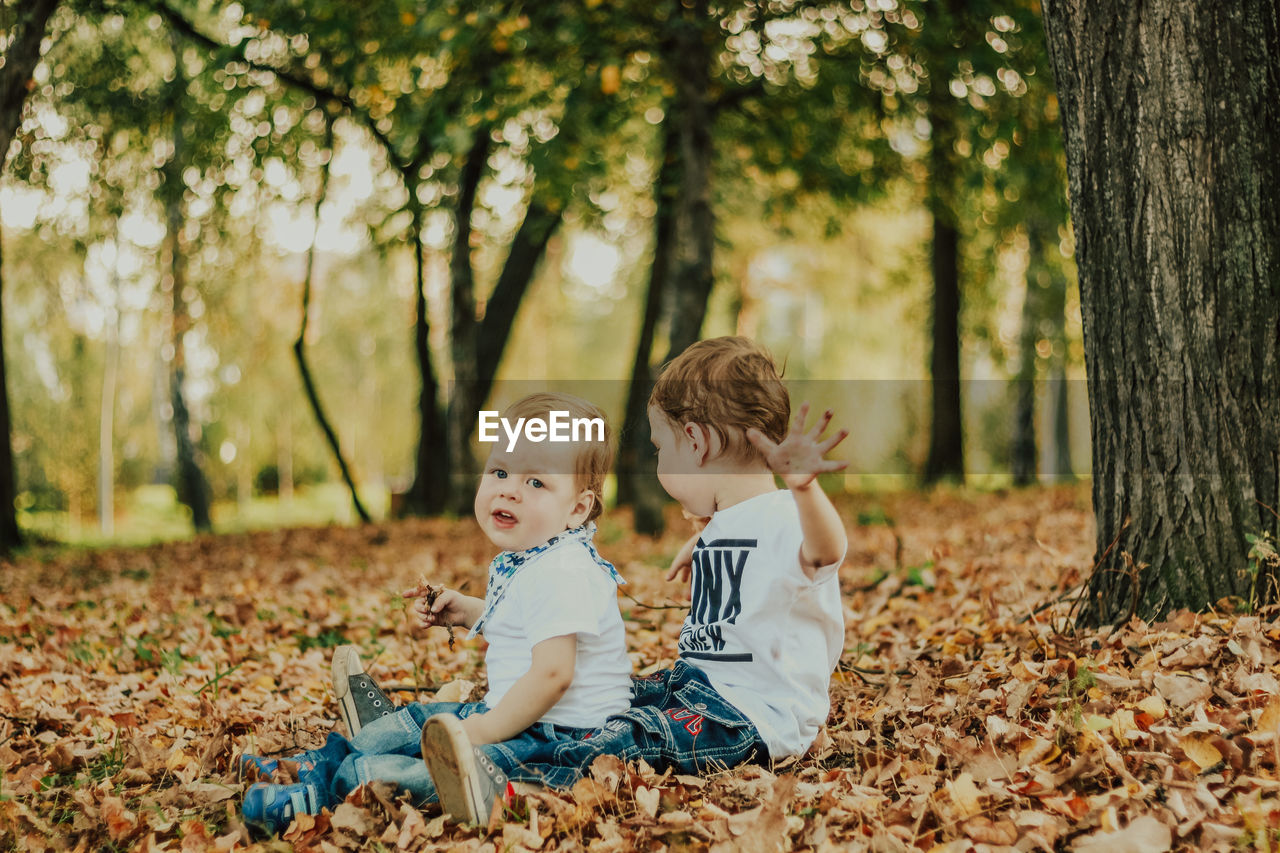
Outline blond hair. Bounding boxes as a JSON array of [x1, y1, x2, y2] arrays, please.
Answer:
[[649, 336, 789, 462], [499, 392, 613, 522]]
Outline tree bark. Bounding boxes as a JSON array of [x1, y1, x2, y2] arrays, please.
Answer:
[[1042, 0, 1280, 624], [616, 121, 679, 510], [163, 42, 212, 533], [660, 1, 716, 365], [1012, 219, 1058, 487], [293, 117, 370, 522], [0, 0, 61, 552], [922, 208, 964, 485], [403, 199, 449, 516], [446, 129, 491, 514]]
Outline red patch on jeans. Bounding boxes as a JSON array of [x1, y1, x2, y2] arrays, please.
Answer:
[[664, 707, 704, 735]]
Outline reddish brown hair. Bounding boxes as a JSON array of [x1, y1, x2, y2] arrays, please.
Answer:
[[649, 336, 789, 461]]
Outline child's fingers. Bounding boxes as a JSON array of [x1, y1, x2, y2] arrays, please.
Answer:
[[792, 401, 811, 433], [818, 428, 849, 453], [810, 409, 834, 438], [820, 458, 849, 473]]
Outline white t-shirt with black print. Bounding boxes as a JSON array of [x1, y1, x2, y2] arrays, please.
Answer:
[[678, 489, 845, 759], [480, 539, 632, 729]]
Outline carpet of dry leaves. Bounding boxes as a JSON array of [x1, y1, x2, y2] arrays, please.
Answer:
[[2, 486, 1278, 852]]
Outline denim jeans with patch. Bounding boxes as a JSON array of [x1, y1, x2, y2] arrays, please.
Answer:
[[295, 700, 595, 808], [502, 660, 769, 790]]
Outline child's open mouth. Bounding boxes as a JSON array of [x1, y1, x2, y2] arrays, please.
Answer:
[[491, 509, 518, 529]]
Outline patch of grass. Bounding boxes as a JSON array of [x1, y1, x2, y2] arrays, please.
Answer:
[[296, 628, 348, 653]]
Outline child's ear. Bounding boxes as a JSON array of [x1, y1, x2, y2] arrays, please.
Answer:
[[682, 422, 714, 465], [568, 490, 596, 526]]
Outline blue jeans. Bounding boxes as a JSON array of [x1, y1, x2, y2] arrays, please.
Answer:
[[294, 701, 596, 808], [296, 661, 765, 806], [508, 660, 769, 790]]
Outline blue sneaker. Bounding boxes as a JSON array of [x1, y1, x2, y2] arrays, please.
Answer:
[[242, 782, 324, 835], [238, 752, 316, 781]]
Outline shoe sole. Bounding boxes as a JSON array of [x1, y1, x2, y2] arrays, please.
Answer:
[[421, 714, 485, 824], [331, 645, 364, 737]]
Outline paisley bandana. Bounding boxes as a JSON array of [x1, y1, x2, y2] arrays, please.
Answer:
[[468, 522, 623, 638]]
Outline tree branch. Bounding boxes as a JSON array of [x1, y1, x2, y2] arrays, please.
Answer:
[[149, 0, 406, 173]]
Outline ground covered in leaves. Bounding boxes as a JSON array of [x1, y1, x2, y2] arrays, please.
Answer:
[[2, 486, 1278, 852]]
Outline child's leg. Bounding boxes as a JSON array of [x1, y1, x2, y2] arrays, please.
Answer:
[[510, 662, 768, 787], [327, 701, 487, 806], [347, 701, 484, 758]]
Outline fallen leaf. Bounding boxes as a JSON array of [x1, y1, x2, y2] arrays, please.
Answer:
[[1072, 814, 1172, 853]]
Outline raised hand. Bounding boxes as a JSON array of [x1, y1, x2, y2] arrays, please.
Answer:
[[746, 402, 848, 491]]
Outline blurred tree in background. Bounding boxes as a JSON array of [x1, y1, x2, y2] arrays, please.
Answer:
[[0, 0, 1085, 545]]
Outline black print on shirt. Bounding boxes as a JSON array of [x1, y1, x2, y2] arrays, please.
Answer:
[[679, 538, 756, 662]]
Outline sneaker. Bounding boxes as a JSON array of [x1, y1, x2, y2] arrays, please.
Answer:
[[420, 714, 511, 825], [331, 645, 395, 736], [242, 782, 323, 835], [238, 752, 318, 781]]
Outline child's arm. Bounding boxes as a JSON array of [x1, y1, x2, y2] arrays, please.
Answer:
[[459, 635, 576, 745], [747, 402, 849, 579]]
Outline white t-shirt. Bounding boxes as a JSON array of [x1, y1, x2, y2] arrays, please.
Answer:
[[480, 539, 632, 728], [678, 489, 845, 759]]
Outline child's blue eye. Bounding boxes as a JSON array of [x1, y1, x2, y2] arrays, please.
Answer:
[[528, 478, 544, 489], [492, 469, 508, 479]]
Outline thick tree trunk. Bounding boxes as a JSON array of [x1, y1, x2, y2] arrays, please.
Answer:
[[616, 121, 678, 509], [920, 0, 965, 487], [638, 3, 718, 537], [1042, 0, 1280, 624], [660, 2, 716, 365], [293, 119, 370, 522]]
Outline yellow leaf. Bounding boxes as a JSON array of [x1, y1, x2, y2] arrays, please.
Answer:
[[166, 749, 192, 772], [947, 772, 983, 819], [1136, 694, 1167, 720], [1256, 695, 1280, 732], [1180, 734, 1222, 770]]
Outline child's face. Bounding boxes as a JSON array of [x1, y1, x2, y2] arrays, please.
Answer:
[[648, 406, 717, 517], [474, 438, 595, 552]]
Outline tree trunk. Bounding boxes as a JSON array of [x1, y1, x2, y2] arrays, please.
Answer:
[[639, 3, 717, 537], [0, 0, 61, 553], [923, 208, 964, 485], [163, 49, 212, 533], [1012, 219, 1057, 487], [403, 200, 449, 516], [616, 121, 679, 510], [1042, 0, 1280, 624], [1010, 235, 1039, 487], [446, 129, 491, 514], [474, 198, 562, 407], [99, 235, 121, 535], [660, 1, 716, 365], [292, 117, 370, 522]]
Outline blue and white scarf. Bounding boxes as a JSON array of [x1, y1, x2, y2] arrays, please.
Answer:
[[468, 522, 624, 638]]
